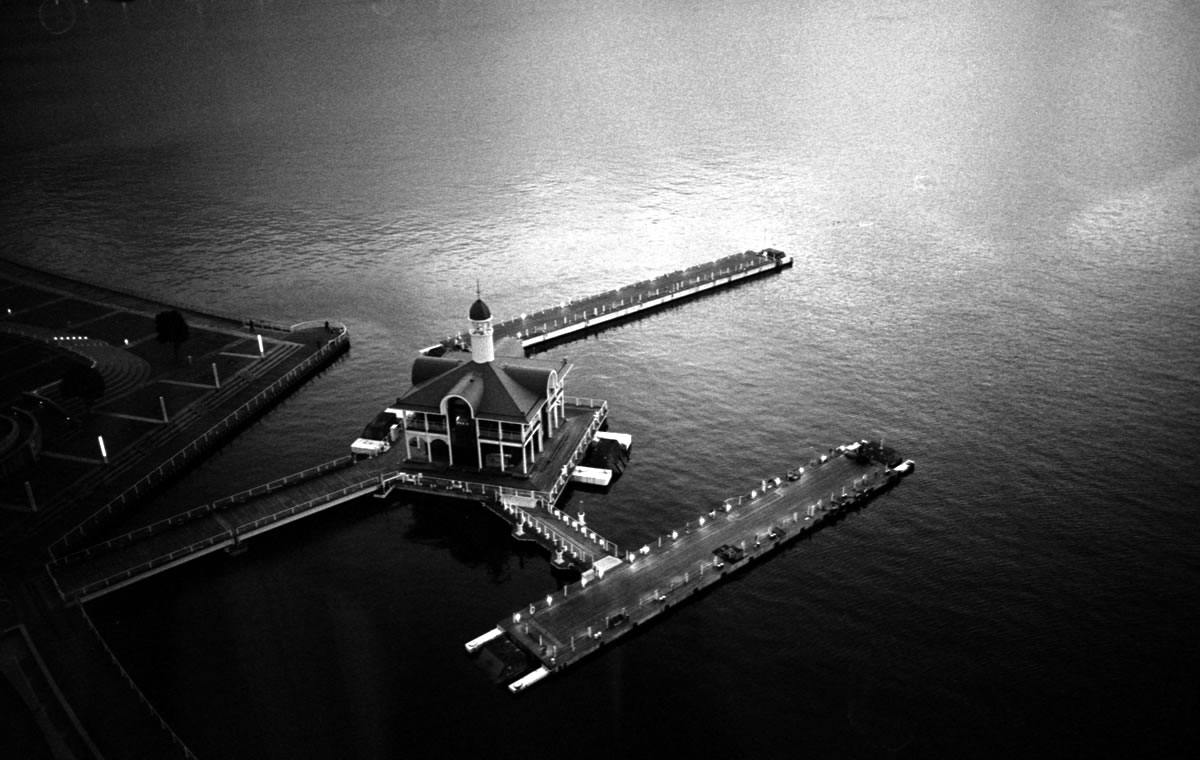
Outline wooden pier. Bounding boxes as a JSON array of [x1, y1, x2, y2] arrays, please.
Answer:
[[46, 250, 796, 605], [46, 399, 618, 603], [468, 442, 914, 693], [47, 453, 395, 603], [423, 249, 791, 356]]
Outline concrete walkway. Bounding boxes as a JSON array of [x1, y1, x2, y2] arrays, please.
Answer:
[[1, 259, 348, 759]]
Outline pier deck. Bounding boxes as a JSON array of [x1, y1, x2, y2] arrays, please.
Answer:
[[48, 451, 399, 602], [424, 249, 791, 355], [471, 443, 913, 692]]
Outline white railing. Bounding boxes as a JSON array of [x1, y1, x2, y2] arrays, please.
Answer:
[[60, 469, 382, 600], [50, 455, 355, 567], [564, 396, 606, 410], [233, 477, 381, 534], [380, 471, 551, 506], [545, 401, 608, 507], [432, 250, 787, 350], [289, 320, 348, 335]]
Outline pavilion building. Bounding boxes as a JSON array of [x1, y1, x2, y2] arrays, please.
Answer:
[[392, 294, 570, 476]]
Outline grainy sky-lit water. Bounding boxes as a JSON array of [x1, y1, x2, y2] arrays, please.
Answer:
[[3, 1, 1200, 757]]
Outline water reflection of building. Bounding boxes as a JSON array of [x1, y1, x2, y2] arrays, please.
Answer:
[[392, 294, 570, 476]]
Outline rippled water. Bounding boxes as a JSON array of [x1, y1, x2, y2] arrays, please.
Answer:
[[3, 0, 1199, 757]]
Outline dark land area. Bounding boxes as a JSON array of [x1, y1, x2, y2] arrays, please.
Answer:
[[1, 258, 347, 759]]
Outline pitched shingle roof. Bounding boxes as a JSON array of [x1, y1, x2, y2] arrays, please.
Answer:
[[398, 354, 566, 423]]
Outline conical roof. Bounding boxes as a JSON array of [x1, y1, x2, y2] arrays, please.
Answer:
[[469, 298, 491, 320]]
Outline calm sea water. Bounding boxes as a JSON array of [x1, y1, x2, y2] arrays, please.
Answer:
[[3, 0, 1199, 757]]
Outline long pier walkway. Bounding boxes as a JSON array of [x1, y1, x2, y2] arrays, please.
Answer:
[[47, 400, 618, 603], [47, 453, 391, 603], [469, 442, 914, 692], [424, 248, 791, 355]]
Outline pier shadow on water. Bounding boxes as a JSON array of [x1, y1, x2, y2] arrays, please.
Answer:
[[396, 495, 548, 584]]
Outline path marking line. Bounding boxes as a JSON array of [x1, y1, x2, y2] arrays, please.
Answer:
[[97, 412, 163, 424]]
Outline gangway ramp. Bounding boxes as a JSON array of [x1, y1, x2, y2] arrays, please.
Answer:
[[49, 452, 404, 603]]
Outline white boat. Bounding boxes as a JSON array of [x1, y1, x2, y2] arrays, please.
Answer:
[[350, 438, 389, 457], [508, 666, 551, 693], [570, 465, 613, 487], [464, 627, 505, 654]]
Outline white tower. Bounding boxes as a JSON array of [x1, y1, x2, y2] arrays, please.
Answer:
[[468, 287, 494, 364]]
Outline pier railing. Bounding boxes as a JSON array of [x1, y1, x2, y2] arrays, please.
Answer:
[[563, 396, 606, 410], [75, 603, 198, 758], [67, 534, 233, 601], [289, 320, 348, 335], [425, 249, 789, 352], [233, 475, 383, 535], [57, 468, 383, 602], [49, 329, 351, 557], [545, 399, 608, 507], [513, 512, 600, 566], [380, 471, 550, 506], [41, 340, 302, 525], [49, 456, 355, 568], [2, 258, 298, 334], [540, 505, 620, 559]]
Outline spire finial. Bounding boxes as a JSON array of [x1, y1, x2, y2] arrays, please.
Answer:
[[476, 279, 481, 300]]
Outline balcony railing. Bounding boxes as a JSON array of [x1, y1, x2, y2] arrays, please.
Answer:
[[406, 419, 447, 434]]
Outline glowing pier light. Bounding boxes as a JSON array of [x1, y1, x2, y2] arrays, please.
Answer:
[[97, 435, 108, 464], [257, 334, 265, 358]]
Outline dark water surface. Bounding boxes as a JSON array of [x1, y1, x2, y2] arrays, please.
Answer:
[[3, 1, 1199, 757]]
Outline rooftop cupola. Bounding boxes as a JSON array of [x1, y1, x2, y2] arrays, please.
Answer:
[[468, 286, 494, 364]]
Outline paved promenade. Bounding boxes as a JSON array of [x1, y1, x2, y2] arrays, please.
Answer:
[[1, 259, 347, 555], [1, 259, 348, 759]]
